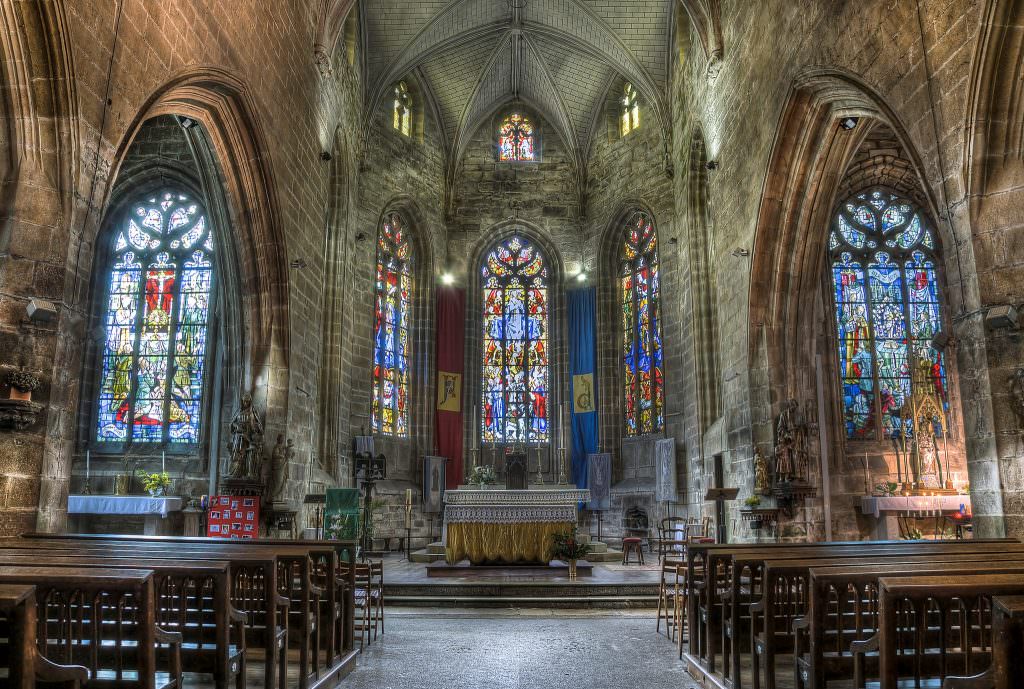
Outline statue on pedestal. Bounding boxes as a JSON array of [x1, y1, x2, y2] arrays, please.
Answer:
[[774, 400, 797, 480], [754, 447, 770, 495], [227, 393, 264, 480], [1010, 368, 1024, 428], [270, 434, 293, 502]]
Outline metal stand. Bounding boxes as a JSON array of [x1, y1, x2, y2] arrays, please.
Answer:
[[535, 446, 544, 485], [557, 448, 568, 485]]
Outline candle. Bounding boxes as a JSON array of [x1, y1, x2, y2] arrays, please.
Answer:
[[162, 451, 166, 474], [86, 449, 90, 481], [405, 488, 412, 508]]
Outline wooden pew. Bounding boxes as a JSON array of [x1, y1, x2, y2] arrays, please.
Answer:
[[19, 534, 359, 689], [4, 540, 287, 689], [0, 583, 89, 689], [693, 540, 1016, 678], [942, 595, 1024, 689], [794, 561, 1024, 689], [877, 573, 1024, 689], [0, 553, 244, 689], [749, 550, 1024, 689], [0, 566, 181, 689]]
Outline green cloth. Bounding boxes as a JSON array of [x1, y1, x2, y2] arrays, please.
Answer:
[[325, 488, 360, 540]]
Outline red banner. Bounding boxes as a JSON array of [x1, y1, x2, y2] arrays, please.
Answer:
[[435, 287, 465, 489]]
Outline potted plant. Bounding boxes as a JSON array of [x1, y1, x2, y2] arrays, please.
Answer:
[[743, 495, 762, 508], [6, 368, 40, 401], [874, 481, 898, 497], [550, 527, 590, 579], [137, 470, 172, 497], [469, 464, 497, 488]]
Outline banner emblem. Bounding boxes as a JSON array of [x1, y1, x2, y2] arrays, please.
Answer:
[[573, 373, 595, 413], [437, 371, 462, 412]]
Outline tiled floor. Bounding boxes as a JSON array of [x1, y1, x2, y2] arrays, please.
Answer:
[[344, 607, 700, 689]]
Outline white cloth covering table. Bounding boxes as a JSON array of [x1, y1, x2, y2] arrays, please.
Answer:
[[859, 495, 971, 539], [68, 495, 184, 535]]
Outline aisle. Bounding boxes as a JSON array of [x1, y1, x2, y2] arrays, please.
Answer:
[[343, 608, 698, 689]]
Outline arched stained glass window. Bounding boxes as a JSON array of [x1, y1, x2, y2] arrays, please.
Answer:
[[498, 113, 535, 162], [393, 81, 412, 137], [95, 191, 215, 445], [622, 211, 664, 436], [372, 212, 412, 437], [621, 83, 640, 136], [830, 189, 947, 439], [481, 236, 549, 443]]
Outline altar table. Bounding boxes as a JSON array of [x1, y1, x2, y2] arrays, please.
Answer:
[[859, 495, 971, 539], [443, 488, 590, 565], [68, 495, 184, 535]]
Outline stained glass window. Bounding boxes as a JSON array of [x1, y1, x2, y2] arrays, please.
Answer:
[[481, 235, 549, 443], [372, 212, 412, 437], [830, 189, 948, 439], [621, 211, 664, 436], [95, 191, 215, 445], [393, 82, 412, 137], [498, 113, 535, 162], [621, 83, 640, 136]]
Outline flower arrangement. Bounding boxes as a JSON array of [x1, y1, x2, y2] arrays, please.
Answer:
[[6, 368, 40, 393], [744, 495, 762, 508], [469, 464, 497, 487], [550, 527, 590, 562], [137, 470, 172, 497], [874, 481, 898, 497]]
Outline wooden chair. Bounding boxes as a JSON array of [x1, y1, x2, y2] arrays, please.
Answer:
[[347, 562, 383, 650], [656, 558, 685, 641], [367, 560, 385, 639]]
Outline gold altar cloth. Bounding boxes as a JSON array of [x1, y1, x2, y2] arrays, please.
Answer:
[[445, 521, 573, 565]]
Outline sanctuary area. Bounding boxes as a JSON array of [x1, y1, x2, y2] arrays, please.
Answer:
[[1, 1, 1023, 688]]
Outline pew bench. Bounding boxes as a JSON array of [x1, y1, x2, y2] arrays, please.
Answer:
[[0, 583, 89, 689], [0, 566, 182, 689]]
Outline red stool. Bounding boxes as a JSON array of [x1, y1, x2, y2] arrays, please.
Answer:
[[622, 537, 645, 565]]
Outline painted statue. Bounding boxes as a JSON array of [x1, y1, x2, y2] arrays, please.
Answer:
[[270, 434, 291, 501], [754, 447, 770, 495], [774, 400, 797, 480]]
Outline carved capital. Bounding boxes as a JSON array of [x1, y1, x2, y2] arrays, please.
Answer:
[[0, 398, 44, 431]]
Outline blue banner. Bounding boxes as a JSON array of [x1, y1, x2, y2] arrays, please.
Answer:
[[567, 287, 598, 489]]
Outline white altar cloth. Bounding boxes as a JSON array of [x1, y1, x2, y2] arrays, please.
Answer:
[[68, 495, 184, 519], [860, 495, 970, 518]]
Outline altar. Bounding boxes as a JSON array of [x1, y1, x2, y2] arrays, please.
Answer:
[[443, 487, 590, 565], [68, 494, 184, 536]]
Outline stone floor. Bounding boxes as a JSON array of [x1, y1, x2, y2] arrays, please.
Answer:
[[342, 607, 700, 689], [378, 552, 662, 584]]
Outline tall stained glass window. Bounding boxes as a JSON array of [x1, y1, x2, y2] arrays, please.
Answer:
[[393, 81, 412, 137], [830, 189, 947, 439], [481, 236, 549, 443], [372, 212, 412, 436], [498, 113, 535, 162], [621, 83, 640, 136], [95, 191, 215, 445], [622, 211, 664, 436]]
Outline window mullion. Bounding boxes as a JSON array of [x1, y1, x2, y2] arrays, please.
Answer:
[[161, 259, 185, 448]]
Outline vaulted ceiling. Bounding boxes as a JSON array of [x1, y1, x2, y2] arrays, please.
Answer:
[[361, 0, 675, 169]]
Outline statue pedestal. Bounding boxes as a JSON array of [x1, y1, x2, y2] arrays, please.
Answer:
[[218, 477, 264, 498], [264, 503, 298, 539]]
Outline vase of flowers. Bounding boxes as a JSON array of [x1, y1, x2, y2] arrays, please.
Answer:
[[469, 465, 497, 488], [550, 527, 590, 579], [138, 470, 172, 497], [6, 368, 40, 401]]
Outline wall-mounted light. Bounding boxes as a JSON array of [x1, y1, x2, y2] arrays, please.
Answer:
[[576, 272, 588, 283], [441, 273, 455, 285], [705, 160, 719, 171], [178, 117, 197, 130], [355, 232, 367, 242], [320, 151, 333, 162], [839, 117, 859, 131], [668, 237, 679, 245], [731, 247, 750, 258], [290, 258, 307, 269]]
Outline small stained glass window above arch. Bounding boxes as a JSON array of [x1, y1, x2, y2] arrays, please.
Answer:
[[372, 212, 413, 437], [481, 235, 549, 444], [393, 81, 412, 137], [498, 113, 535, 162], [829, 189, 946, 440], [95, 191, 215, 446], [621, 83, 640, 136]]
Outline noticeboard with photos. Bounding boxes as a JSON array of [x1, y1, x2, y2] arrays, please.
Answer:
[[207, 495, 260, 539]]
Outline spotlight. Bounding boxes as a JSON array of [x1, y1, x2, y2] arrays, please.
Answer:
[[731, 247, 750, 258], [355, 232, 367, 241], [705, 160, 719, 171], [441, 273, 455, 285], [839, 117, 859, 131], [178, 117, 197, 130], [290, 258, 307, 269], [576, 272, 587, 282], [320, 151, 332, 162]]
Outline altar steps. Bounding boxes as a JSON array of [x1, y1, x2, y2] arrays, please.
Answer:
[[384, 581, 659, 609], [409, 541, 626, 564]]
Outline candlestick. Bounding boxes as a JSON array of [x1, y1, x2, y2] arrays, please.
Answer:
[[535, 446, 544, 485], [405, 488, 413, 508], [557, 447, 568, 485], [86, 449, 90, 481], [162, 451, 166, 474]]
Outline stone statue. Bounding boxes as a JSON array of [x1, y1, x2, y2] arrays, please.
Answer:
[[754, 447, 770, 495], [270, 435, 292, 502], [1011, 368, 1024, 427], [774, 400, 797, 480], [227, 393, 264, 479]]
